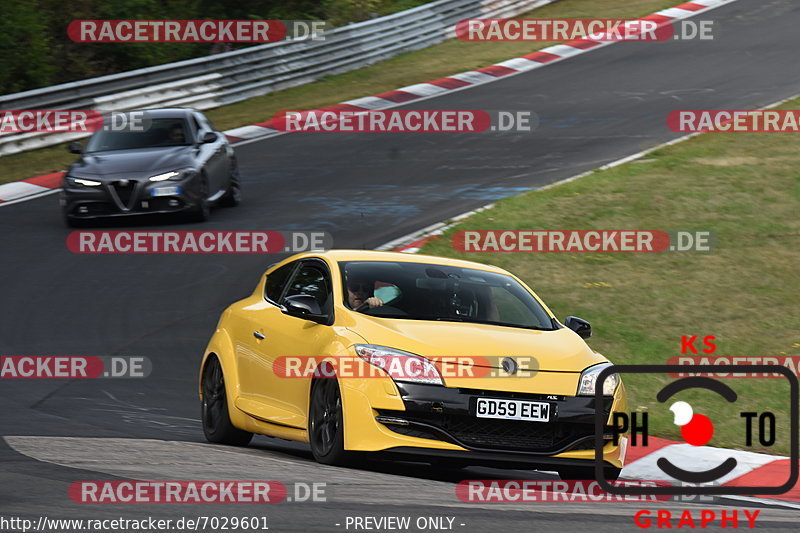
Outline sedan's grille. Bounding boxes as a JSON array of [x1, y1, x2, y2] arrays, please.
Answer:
[[113, 181, 135, 207]]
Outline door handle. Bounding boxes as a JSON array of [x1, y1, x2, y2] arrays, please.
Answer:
[[253, 331, 265, 340]]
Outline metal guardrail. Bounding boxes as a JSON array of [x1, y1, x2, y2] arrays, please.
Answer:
[[0, 0, 557, 156]]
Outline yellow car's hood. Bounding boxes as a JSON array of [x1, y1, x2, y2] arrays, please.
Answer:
[[346, 314, 605, 372]]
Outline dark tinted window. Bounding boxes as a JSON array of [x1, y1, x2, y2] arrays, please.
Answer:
[[264, 262, 296, 303], [86, 117, 192, 152], [339, 261, 554, 330], [283, 263, 331, 313]]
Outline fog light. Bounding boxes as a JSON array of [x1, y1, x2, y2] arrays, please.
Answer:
[[78, 206, 88, 214], [168, 199, 179, 207], [141, 201, 149, 209]]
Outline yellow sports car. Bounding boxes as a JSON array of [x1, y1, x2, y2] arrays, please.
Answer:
[[199, 250, 627, 479]]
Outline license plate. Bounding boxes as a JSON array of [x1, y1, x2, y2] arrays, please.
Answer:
[[475, 398, 550, 422], [151, 186, 181, 197]]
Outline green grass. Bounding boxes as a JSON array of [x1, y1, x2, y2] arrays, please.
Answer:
[[419, 98, 800, 455], [0, 0, 679, 185]]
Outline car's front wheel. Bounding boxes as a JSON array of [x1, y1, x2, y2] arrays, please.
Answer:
[[308, 376, 351, 466], [201, 356, 253, 446], [191, 174, 211, 222], [219, 164, 241, 207]]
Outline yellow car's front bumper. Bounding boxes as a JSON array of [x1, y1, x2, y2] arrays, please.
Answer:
[[338, 376, 628, 469]]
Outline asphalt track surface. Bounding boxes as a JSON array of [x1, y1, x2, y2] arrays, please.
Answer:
[[1, 0, 800, 530]]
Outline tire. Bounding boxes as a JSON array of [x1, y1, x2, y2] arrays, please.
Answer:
[[219, 166, 241, 207], [191, 174, 211, 222], [557, 465, 621, 481], [201, 356, 253, 446], [308, 376, 351, 466]]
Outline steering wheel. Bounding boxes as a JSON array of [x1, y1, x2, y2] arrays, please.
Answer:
[[355, 301, 370, 312]]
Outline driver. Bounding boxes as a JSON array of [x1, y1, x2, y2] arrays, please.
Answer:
[[162, 125, 185, 145], [346, 278, 384, 309]]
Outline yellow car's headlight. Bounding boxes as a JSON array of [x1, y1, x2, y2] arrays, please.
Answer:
[[578, 362, 619, 396], [354, 344, 443, 386]]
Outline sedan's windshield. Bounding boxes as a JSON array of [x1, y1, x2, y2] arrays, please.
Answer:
[[86, 118, 192, 152], [340, 260, 555, 330]]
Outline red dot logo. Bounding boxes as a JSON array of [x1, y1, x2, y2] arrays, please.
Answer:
[[681, 413, 714, 446], [670, 401, 714, 446]]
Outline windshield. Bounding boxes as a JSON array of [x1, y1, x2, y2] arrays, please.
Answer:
[[339, 260, 555, 330], [85, 118, 192, 152]]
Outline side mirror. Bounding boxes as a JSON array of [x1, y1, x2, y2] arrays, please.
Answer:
[[202, 131, 218, 143], [565, 316, 592, 339], [283, 294, 328, 324], [68, 141, 83, 154]]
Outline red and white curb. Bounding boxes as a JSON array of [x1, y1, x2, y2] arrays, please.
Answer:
[[376, 204, 495, 253], [0, 172, 66, 206], [0, 0, 737, 208], [621, 437, 800, 507]]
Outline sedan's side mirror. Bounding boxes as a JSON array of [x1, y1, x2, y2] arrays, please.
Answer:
[[283, 294, 328, 325], [68, 141, 83, 154], [565, 316, 592, 339], [202, 131, 218, 143]]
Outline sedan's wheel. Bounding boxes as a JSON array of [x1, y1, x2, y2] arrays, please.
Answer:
[[201, 357, 253, 446], [219, 172, 241, 207], [557, 466, 621, 481], [191, 175, 211, 222], [308, 377, 351, 465]]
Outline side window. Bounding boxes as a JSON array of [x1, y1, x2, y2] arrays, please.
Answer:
[[191, 115, 203, 135], [200, 113, 216, 131], [283, 263, 332, 313], [264, 262, 296, 304]]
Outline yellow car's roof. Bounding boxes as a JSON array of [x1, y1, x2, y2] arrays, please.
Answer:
[[286, 249, 508, 274]]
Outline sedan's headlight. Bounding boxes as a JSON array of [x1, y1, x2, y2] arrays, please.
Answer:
[[577, 362, 619, 396], [66, 176, 102, 187], [354, 344, 443, 385], [149, 169, 194, 182]]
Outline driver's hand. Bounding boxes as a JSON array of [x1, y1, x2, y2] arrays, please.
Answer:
[[366, 297, 384, 308]]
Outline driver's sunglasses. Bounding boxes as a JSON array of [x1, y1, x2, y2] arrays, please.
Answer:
[[347, 281, 371, 292]]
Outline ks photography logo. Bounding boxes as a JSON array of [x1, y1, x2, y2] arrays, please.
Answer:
[[594, 365, 798, 495]]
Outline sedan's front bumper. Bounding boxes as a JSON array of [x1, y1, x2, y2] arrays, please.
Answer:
[[61, 176, 201, 219]]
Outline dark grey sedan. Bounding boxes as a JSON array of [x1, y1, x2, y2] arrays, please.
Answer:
[[61, 108, 240, 226]]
